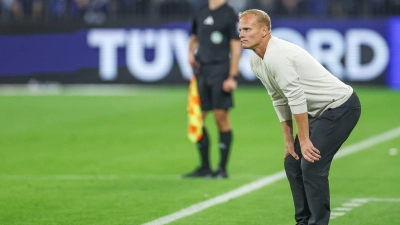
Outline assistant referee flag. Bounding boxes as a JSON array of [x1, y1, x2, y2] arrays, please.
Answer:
[[187, 76, 203, 143]]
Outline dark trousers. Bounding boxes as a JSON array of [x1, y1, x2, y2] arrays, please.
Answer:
[[284, 92, 361, 225]]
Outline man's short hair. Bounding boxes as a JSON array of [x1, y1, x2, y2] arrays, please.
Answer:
[[238, 9, 272, 32]]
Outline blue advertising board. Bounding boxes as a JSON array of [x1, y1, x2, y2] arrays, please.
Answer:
[[388, 17, 400, 90], [0, 18, 398, 88]]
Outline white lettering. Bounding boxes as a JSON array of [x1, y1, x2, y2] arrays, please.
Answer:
[[86, 27, 389, 83], [170, 30, 192, 80], [126, 29, 173, 82], [346, 29, 389, 81], [87, 29, 125, 81], [307, 29, 345, 79]]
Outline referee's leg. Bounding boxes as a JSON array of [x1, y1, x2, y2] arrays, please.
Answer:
[[211, 77, 233, 177], [302, 93, 361, 225]]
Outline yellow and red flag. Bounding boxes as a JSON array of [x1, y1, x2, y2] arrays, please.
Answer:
[[187, 76, 203, 143]]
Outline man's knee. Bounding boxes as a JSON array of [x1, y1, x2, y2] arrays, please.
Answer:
[[213, 109, 230, 131], [284, 157, 302, 180], [301, 160, 329, 180]]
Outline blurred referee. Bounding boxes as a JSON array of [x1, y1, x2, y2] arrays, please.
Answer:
[[183, 0, 242, 179]]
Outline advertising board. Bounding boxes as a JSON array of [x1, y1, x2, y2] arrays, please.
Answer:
[[0, 18, 398, 88]]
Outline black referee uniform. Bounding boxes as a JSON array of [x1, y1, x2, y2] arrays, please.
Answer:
[[183, 2, 240, 179], [191, 3, 239, 110]]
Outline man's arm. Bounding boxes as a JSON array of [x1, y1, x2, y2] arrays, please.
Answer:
[[281, 119, 299, 160], [188, 34, 199, 70], [266, 52, 319, 162], [223, 39, 241, 92], [293, 113, 321, 162]]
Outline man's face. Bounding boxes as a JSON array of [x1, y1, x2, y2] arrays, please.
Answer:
[[238, 15, 265, 49]]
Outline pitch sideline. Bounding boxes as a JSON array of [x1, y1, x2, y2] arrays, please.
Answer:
[[330, 198, 400, 220], [142, 126, 400, 225]]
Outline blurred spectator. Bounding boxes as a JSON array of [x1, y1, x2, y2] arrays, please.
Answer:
[[329, 0, 350, 17], [188, 0, 207, 10], [118, 0, 151, 17], [388, 0, 400, 15], [275, 0, 307, 17], [226, 0, 247, 13], [3, 0, 44, 21], [372, 0, 390, 16], [1, 0, 15, 22], [85, 0, 109, 23], [306, 0, 328, 17], [247, 0, 277, 16], [158, 0, 193, 19], [70, 0, 110, 23], [327, 0, 398, 18], [70, 0, 89, 17], [24, 0, 43, 20], [1, 0, 400, 24], [49, 0, 68, 19]]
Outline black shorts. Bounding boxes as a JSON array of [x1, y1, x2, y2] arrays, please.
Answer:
[[197, 62, 233, 111]]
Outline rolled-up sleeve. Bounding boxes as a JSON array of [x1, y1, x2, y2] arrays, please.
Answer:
[[274, 105, 292, 122]]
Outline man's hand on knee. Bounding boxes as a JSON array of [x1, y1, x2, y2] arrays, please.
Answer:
[[300, 139, 321, 163]]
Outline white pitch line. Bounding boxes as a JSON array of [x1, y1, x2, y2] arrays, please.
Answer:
[[331, 212, 346, 216], [330, 198, 400, 220], [334, 126, 400, 160], [142, 171, 286, 225], [333, 207, 352, 211], [342, 203, 362, 207], [369, 198, 400, 202], [142, 126, 400, 225], [0, 84, 158, 96], [351, 198, 370, 203]]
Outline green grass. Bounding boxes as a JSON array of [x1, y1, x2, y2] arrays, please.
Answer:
[[0, 86, 399, 225]]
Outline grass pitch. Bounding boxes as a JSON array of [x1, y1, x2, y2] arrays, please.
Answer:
[[0, 85, 399, 225]]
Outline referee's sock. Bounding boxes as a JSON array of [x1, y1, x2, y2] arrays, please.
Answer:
[[197, 127, 210, 169], [218, 130, 232, 171]]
